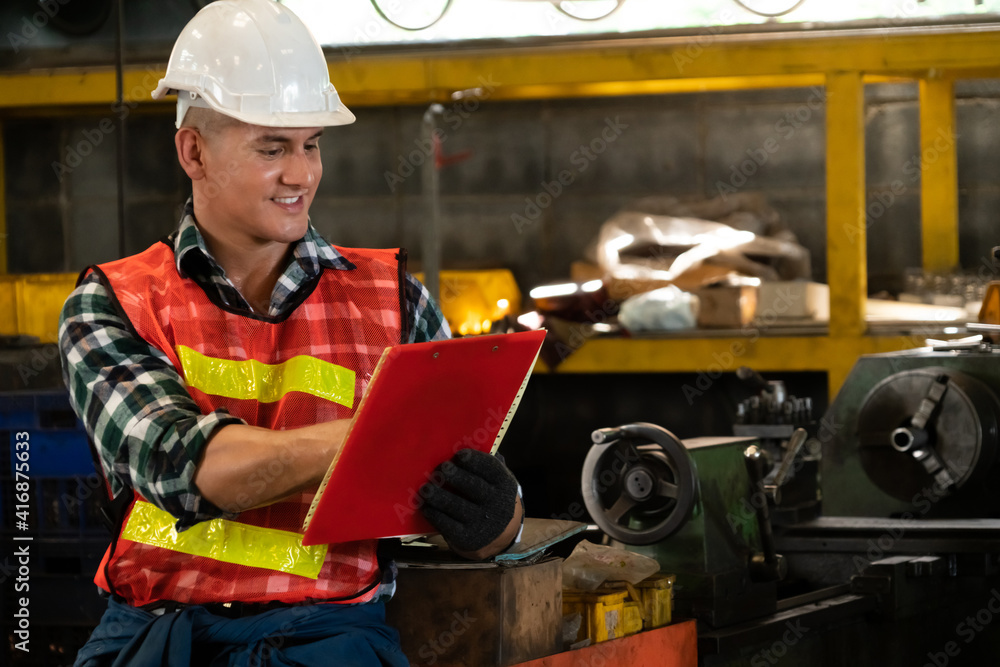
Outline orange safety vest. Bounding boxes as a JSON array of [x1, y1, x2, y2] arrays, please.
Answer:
[[90, 239, 408, 607]]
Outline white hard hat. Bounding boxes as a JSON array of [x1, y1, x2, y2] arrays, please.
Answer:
[[152, 0, 355, 129]]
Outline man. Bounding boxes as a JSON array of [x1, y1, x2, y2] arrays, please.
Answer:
[[59, 1, 523, 664]]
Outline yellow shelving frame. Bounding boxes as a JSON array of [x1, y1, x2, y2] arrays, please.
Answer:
[[2, 27, 999, 394]]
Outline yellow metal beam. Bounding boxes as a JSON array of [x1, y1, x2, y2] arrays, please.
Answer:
[[541, 334, 923, 397], [826, 71, 867, 338], [919, 77, 959, 273], [329, 30, 1000, 101], [2, 30, 999, 110], [349, 73, 830, 106], [0, 68, 165, 109]]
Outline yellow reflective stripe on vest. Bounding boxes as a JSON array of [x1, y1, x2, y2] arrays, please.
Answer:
[[177, 345, 355, 408], [122, 501, 328, 580]]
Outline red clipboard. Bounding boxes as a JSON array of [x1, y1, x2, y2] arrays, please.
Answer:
[[302, 329, 545, 546]]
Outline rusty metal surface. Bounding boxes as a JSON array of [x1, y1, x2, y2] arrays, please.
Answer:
[[386, 557, 563, 667]]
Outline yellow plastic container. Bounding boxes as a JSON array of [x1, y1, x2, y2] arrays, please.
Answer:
[[563, 574, 675, 644], [636, 574, 675, 629], [412, 269, 521, 336], [0, 273, 77, 341], [622, 600, 644, 637], [562, 588, 628, 644]]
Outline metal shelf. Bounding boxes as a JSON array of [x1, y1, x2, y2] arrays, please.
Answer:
[[537, 333, 928, 397], [2, 27, 998, 393]]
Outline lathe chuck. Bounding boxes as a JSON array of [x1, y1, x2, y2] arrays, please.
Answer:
[[856, 367, 1000, 502]]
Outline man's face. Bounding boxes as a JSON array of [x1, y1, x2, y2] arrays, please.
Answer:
[[196, 122, 324, 248]]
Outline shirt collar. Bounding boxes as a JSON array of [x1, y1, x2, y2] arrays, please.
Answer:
[[172, 198, 355, 278]]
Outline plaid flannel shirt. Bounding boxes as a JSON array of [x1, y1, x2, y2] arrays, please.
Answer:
[[59, 201, 450, 530]]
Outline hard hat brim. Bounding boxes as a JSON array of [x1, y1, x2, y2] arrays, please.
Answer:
[[212, 105, 357, 128], [157, 83, 357, 129]]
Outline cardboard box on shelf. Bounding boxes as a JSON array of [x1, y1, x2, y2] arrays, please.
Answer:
[[696, 283, 759, 328], [756, 281, 829, 322]]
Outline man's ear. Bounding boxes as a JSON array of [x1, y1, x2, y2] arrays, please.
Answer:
[[176, 128, 207, 180]]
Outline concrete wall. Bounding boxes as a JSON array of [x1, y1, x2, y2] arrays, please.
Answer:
[[4, 80, 999, 295]]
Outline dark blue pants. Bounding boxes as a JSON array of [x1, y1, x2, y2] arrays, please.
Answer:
[[74, 597, 409, 667]]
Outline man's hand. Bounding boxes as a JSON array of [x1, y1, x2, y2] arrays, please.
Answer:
[[420, 449, 523, 560]]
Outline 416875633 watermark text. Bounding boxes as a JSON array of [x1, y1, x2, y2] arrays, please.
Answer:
[[11, 430, 33, 653]]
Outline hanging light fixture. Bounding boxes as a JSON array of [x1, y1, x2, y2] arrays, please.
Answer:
[[369, 0, 453, 31], [731, 0, 807, 18], [551, 0, 625, 21], [503, 0, 626, 22]]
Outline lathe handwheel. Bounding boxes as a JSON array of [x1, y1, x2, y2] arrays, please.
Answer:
[[581, 422, 697, 545]]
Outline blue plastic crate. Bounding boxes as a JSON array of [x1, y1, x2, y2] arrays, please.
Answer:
[[8, 430, 93, 477], [1, 475, 106, 534], [1, 390, 93, 477]]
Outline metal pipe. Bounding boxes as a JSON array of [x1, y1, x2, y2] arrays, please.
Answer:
[[420, 103, 444, 304], [419, 88, 482, 306], [0, 121, 7, 275], [114, 0, 126, 259]]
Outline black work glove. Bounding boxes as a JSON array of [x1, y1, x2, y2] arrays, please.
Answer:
[[420, 448, 521, 557]]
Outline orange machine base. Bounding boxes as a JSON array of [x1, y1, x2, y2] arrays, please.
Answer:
[[513, 619, 698, 667]]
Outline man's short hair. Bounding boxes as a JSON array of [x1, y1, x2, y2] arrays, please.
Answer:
[[181, 106, 242, 140]]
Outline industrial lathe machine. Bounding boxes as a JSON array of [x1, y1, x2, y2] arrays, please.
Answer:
[[579, 344, 1000, 665]]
